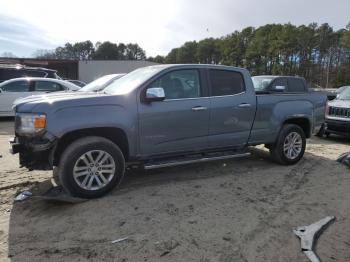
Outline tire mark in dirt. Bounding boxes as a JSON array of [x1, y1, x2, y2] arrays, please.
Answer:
[[236, 157, 319, 259]]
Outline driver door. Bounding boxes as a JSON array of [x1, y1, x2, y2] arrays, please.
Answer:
[[138, 69, 210, 156]]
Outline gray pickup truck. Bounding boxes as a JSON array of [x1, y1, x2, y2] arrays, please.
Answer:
[[10, 65, 326, 198]]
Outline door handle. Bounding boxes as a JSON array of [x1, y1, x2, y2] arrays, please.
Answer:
[[237, 103, 252, 108], [192, 106, 207, 111]]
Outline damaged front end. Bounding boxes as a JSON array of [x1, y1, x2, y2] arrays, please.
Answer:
[[10, 113, 57, 170]]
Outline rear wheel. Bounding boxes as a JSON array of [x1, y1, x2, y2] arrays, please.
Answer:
[[58, 136, 125, 198], [270, 124, 306, 165]]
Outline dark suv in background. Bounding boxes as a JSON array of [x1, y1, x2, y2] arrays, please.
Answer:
[[0, 64, 61, 83], [252, 75, 308, 93]]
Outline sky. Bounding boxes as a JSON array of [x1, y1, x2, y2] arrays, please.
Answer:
[[0, 0, 349, 58]]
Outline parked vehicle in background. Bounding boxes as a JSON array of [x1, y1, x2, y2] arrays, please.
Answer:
[[252, 75, 308, 93], [335, 86, 350, 96], [0, 78, 79, 116], [78, 74, 126, 92], [11, 65, 326, 198], [324, 86, 350, 137], [310, 88, 337, 100], [0, 64, 61, 83], [67, 80, 86, 87]]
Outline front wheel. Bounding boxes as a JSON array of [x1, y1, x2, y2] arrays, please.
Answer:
[[270, 124, 306, 165], [58, 136, 125, 198]]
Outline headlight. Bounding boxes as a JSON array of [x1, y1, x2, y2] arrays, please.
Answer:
[[16, 113, 46, 135]]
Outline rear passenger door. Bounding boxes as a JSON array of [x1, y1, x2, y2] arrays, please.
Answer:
[[208, 69, 256, 149]]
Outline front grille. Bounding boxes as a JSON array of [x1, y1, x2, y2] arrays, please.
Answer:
[[328, 106, 350, 118]]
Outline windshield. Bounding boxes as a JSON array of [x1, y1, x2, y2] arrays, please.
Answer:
[[252, 76, 275, 91], [103, 66, 164, 95], [78, 74, 123, 92], [336, 86, 350, 94], [337, 86, 350, 100]]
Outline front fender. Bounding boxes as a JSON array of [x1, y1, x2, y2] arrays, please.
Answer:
[[45, 104, 138, 156]]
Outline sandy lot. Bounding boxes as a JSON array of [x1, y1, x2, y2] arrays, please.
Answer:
[[0, 118, 350, 262]]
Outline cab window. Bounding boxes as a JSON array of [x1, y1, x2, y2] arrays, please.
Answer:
[[209, 70, 245, 96], [149, 70, 201, 100]]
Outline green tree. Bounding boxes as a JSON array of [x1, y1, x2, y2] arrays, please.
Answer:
[[93, 41, 121, 60]]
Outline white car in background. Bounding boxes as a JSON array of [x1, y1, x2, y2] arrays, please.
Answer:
[[0, 77, 80, 116]]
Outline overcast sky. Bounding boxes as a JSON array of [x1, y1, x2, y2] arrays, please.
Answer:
[[0, 0, 349, 58]]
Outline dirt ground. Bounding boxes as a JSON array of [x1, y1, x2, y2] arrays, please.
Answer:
[[0, 118, 350, 262]]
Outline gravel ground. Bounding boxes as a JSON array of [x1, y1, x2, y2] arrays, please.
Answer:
[[0, 118, 350, 262]]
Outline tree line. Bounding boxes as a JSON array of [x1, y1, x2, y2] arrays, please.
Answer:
[[149, 23, 350, 88], [34, 41, 146, 61], [30, 22, 350, 88]]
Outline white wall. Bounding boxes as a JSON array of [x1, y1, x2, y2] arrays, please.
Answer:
[[78, 60, 158, 83]]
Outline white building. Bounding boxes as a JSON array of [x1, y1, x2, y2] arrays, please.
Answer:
[[78, 60, 158, 83]]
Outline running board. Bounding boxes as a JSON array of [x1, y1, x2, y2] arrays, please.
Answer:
[[144, 152, 251, 170]]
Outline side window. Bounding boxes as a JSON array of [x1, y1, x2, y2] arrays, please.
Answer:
[[34, 81, 62, 92], [272, 78, 288, 91], [149, 69, 201, 100], [209, 70, 245, 96], [1, 80, 30, 92], [288, 78, 305, 92]]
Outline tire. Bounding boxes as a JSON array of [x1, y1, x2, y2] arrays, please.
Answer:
[[58, 136, 125, 198], [270, 124, 306, 165]]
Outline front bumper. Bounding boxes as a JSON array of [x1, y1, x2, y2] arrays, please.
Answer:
[[325, 118, 350, 136], [9, 135, 57, 170]]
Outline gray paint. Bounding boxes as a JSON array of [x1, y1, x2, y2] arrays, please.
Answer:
[[78, 60, 158, 83], [15, 64, 326, 162]]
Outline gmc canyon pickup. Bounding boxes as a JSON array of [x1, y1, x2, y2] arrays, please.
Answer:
[[10, 65, 327, 198]]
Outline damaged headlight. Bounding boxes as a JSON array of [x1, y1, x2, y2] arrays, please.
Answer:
[[16, 113, 46, 135]]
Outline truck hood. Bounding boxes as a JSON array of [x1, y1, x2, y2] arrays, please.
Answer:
[[14, 91, 119, 113], [328, 99, 350, 108]]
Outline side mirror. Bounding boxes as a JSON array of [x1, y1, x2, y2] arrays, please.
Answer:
[[145, 87, 165, 102], [271, 85, 286, 92]]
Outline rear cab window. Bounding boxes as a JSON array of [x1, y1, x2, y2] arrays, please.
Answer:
[[209, 69, 245, 96], [272, 78, 288, 92], [1, 80, 30, 92], [288, 78, 306, 92]]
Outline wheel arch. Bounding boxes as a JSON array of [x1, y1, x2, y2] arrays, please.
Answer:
[[282, 117, 311, 138], [53, 127, 129, 166]]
